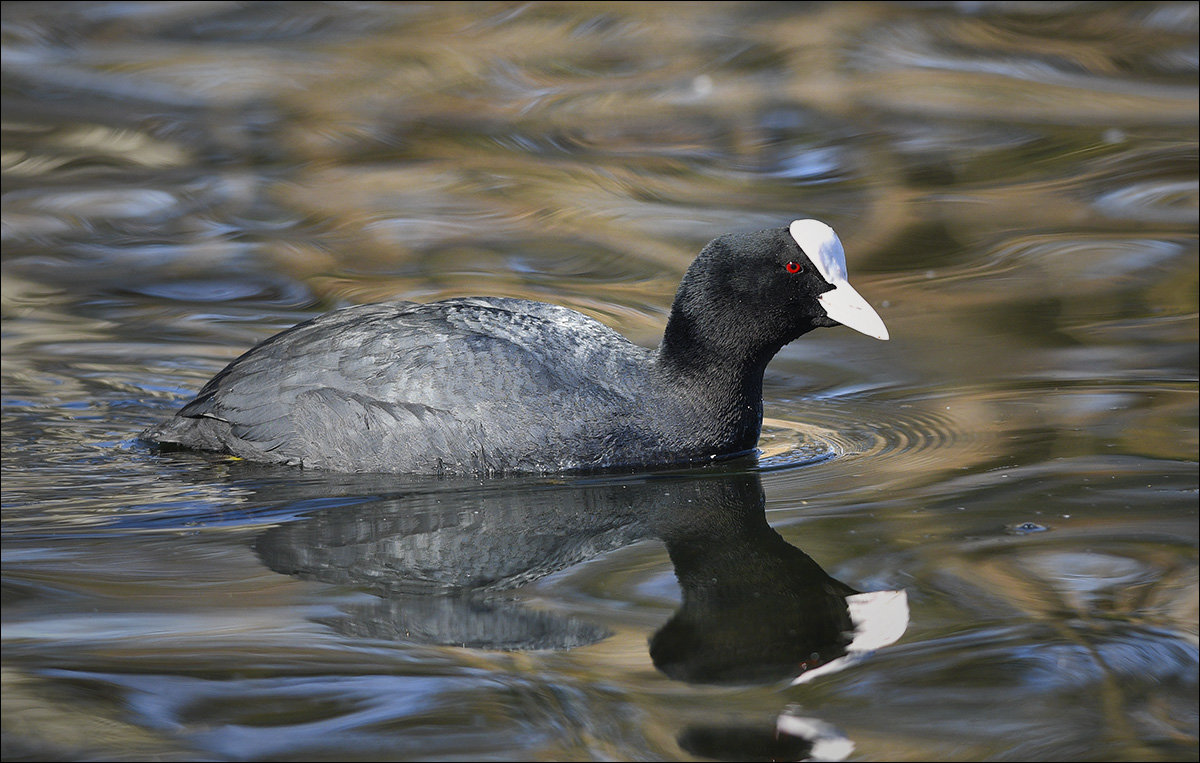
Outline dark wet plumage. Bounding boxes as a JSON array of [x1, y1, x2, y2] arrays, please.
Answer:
[[143, 223, 887, 474]]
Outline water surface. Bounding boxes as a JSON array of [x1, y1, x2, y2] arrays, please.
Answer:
[[2, 2, 1197, 761]]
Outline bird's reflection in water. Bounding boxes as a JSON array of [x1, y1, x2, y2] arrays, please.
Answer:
[[254, 474, 651, 650], [253, 468, 906, 760]]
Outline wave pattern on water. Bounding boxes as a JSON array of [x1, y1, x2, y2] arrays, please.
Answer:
[[2, 1, 1196, 762]]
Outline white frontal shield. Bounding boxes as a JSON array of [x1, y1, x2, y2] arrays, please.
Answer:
[[789, 219, 889, 340]]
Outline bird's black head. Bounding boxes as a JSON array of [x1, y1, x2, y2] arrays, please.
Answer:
[[662, 220, 887, 371]]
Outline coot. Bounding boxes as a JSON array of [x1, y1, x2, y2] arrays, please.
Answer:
[[144, 220, 888, 474]]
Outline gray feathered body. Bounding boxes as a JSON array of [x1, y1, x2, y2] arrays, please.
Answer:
[[145, 297, 744, 474]]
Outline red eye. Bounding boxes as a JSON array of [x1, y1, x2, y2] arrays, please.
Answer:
[[785, 261, 803, 274]]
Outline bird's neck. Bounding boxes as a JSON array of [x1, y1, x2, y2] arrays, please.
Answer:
[[653, 314, 780, 453]]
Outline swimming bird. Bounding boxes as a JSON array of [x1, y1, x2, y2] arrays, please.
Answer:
[[143, 220, 888, 474]]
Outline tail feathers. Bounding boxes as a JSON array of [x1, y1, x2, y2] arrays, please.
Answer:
[[141, 414, 232, 452]]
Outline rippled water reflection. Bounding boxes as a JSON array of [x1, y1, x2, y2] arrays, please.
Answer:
[[3, 2, 1197, 761]]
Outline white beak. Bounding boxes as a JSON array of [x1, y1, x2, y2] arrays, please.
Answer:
[[818, 281, 889, 340], [789, 219, 889, 341]]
